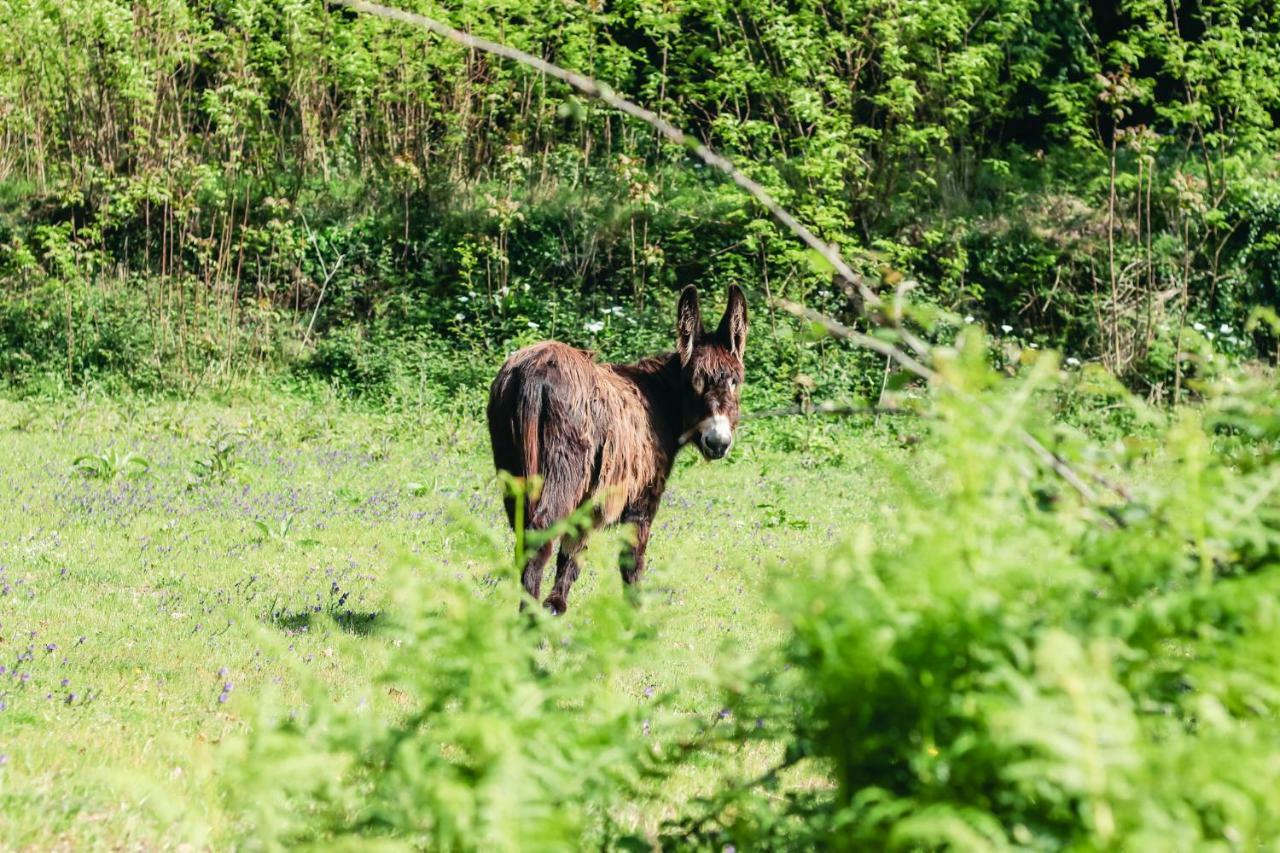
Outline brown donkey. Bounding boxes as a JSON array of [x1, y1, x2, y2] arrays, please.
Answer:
[[487, 285, 748, 614]]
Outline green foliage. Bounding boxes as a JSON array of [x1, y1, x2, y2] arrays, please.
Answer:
[[664, 348, 1280, 849], [73, 448, 151, 480], [1, 0, 1276, 395], [223, 563, 670, 850]]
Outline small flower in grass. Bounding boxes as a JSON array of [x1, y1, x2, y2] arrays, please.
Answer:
[[218, 691, 229, 704], [584, 319, 605, 334], [217, 667, 228, 678], [60, 678, 69, 688], [643, 685, 655, 699], [18, 673, 29, 684], [1220, 323, 1232, 334], [1066, 356, 1081, 366], [1000, 324, 1013, 334], [223, 682, 234, 693], [964, 315, 975, 324], [65, 693, 76, 705], [1193, 321, 1206, 331], [718, 708, 731, 720], [44, 644, 56, 653]]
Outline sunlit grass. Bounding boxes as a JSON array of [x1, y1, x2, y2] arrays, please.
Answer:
[[0, 391, 906, 847]]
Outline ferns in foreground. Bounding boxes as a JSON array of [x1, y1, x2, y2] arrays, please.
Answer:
[[222, 562, 679, 851], [220, 336, 1277, 849], [668, 339, 1280, 850]]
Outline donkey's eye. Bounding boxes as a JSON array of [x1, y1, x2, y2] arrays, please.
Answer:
[[692, 376, 705, 394]]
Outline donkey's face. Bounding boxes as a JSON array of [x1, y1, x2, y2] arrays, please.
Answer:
[[676, 285, 749, 460]]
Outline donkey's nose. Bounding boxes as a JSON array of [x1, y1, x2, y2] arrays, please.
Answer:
[[702, 432, 731, 459]]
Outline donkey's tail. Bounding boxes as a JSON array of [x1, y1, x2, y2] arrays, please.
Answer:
[[515, 380, 545, 484]]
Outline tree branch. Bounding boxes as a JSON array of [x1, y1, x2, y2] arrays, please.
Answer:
[[326, 0, 1128, 513]]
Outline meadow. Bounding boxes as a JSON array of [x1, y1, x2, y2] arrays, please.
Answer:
[[0, 389, 905, 848], [2, 0, 1279, 847]]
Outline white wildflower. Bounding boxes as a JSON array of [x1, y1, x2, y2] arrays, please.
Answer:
[[1193, 321, 1205, 331], [1220, 323, 1232, 334], [1066, 356, 1081, 366], [1000, 324, 1013, 333], [964, 315, 975, 324], [585, 320, 605, 334], [454, 313, 464, 322]]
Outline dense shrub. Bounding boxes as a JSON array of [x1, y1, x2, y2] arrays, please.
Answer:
[[665, 344, 1280, 849]]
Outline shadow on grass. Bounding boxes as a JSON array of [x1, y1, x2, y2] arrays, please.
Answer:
[[270, 608, 383, 636]]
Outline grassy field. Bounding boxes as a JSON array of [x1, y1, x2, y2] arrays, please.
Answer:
[[0, 390, 908, 848]]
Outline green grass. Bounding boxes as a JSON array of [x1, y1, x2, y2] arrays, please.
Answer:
[[0, 390, 910, 847]]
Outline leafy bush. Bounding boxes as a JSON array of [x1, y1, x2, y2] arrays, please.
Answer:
[[214, 339, 1279, 849], [666, 343, 1280, 848], [222, 560, 677, 850]]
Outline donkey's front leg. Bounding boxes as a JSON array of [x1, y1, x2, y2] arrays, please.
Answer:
[[619, 515, 652, 588]]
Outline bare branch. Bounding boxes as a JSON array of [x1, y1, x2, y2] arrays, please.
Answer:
[[326, 0, 1128, 514], [746, 401, 917, 420]]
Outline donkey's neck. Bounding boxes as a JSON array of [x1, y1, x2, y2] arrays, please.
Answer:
[[612, 351, 685, 455]]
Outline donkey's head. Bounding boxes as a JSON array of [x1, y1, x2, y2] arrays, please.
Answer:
[[675, 284, 749, 460]]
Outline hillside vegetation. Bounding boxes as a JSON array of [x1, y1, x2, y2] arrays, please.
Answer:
[[1, 0, 1277, 397]]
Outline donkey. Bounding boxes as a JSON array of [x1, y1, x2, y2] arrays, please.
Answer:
[[487, 285, 748, 614]]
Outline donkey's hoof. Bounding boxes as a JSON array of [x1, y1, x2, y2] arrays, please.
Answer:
[[543, 594, 567, 616]]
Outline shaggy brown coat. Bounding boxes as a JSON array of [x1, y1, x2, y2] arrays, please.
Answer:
[[487, 285, 747, 613]]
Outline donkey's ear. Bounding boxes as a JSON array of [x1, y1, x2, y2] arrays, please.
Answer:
[[717, 284, 748, 359], [676, 285, 702, 366]]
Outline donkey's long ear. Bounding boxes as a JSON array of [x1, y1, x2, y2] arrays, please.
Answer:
[[676, 285, 702, 366], [717, 284, 748, 360]]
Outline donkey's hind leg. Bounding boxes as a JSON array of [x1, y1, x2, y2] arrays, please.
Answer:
[[518, 478, 581, 610], [520, 540, 557, 608], [544, 536, 588, 616]]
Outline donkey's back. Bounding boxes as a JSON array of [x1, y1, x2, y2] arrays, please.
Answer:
[[487, 342, 597, 514]]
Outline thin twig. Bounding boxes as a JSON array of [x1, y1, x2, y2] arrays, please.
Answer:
[[746, 401, 915, 420], [772, 298, 936, 380], [300, 215, 345, 345]]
